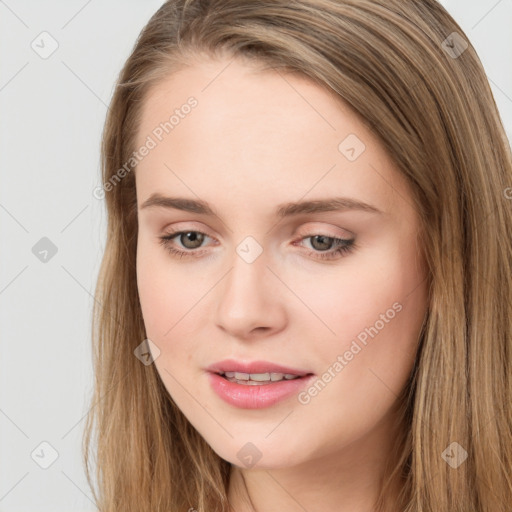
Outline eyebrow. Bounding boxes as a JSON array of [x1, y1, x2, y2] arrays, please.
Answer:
[[139, 193, 382, 217]]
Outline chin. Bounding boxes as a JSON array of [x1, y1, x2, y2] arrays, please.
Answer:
[[208, 439, 307, 470]]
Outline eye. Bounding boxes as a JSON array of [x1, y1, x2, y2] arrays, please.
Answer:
[[158, 230, 356, 261], [170, 231, 205, 250], [158, 230, 213, 258], [294, 234, 356, 261]]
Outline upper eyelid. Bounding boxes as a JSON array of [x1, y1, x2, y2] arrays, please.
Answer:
[[164, 228, 215, 241], [163, 229, 353, 250], [162, 222, 353, 239]]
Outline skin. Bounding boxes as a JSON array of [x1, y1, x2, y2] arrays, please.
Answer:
[[135, 54, 429, 512]]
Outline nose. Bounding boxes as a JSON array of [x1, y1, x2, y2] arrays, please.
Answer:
[[214, 247, 287, 340]]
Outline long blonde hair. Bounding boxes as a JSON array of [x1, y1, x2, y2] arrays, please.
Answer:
[[83, 1, 512, 510]]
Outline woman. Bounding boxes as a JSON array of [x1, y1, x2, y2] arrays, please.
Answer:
[[84, 1, 512, 511]]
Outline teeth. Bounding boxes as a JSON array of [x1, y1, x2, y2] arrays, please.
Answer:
[[248, 372, 271, 381], [221, 371, 301, 383]]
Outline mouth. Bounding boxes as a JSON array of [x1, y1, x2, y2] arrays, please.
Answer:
[[206, 359, 315, 407], [208, 370, 316, 409], [215, 370, 314, 385]]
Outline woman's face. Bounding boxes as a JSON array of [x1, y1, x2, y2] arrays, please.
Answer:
[[135, 55, 428, 470]]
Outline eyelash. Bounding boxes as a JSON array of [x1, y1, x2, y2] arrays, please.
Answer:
[[158, 230, 356, 261]]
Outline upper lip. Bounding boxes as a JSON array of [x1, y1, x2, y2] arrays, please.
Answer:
[[206, 359, 313, 376]]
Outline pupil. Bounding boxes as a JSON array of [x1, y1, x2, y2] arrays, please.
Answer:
[[311, 235, 332, 251], [182, 232, 204, 249]]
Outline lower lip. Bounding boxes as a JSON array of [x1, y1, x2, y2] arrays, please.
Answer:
[[207, 372, 315, 409]]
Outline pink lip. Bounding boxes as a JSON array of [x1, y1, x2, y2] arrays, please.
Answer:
[[205, 358, 315, 409], [207, 372, 316, 409], [206, 358, 311, 376]]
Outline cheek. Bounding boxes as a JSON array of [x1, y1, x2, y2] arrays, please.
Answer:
[[287, 251, 426, 450], [136, 238, 219, 380], [292, 243, 427, 376], [303, 257, 417, 316], [136, 240, 195, 345]]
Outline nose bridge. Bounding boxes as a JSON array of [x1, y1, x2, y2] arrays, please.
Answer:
[[214, 237, 285, 336], [222, 240, 270, 307]]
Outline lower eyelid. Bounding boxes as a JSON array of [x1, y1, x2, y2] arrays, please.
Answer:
[[160, 231, 353, 254]]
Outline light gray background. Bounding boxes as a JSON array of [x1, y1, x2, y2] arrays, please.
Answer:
[[1, 1, 511, 510]]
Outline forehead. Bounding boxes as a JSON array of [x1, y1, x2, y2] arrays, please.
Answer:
[[134, 58, 412, 219], [136, 57, 355, 144]]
